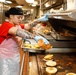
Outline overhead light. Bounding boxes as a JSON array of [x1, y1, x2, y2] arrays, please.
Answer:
[[0, 0, 5, 2], [16, 5, 22, 8], [26, 0, 34, 3], [44, 2, 50, 7], [33, 1, 38, 5], [4, 1, 12, 4], [31, 1, 38, 7], [31, 4, 36, 7]]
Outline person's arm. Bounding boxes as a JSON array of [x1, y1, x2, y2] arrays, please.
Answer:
[[28, 19, 39, 28], [28, 12, 50, 27], [8, 27, 34, 38], [8, 26, 51, 49]]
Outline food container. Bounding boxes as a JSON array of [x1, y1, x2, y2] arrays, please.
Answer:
[[21, 39, 45, 53]]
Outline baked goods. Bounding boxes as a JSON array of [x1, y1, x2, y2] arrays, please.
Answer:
[[46, 60, 57, 67], [66, 73, 76, 75], [43, 29, 50, 35], [24, 43, 40, 49], [43, 54, 53, 60], [46, 67, 57, 74], [24, 43, 31, 48], [38, 39, 52, 50]]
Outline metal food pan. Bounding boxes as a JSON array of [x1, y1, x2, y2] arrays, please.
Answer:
[[56, 35, 76, 40], [21, 39, 45, 53]]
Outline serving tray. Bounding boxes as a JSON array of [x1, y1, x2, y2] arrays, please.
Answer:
[[21, 39, 45, 53]]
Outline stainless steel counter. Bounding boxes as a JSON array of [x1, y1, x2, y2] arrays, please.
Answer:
[[20, 51, 76, 75], [46, 48, 76, 53]]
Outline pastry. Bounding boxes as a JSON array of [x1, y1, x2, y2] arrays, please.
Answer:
[[46, 60, 57, 67], [43, 54, 53, 60], [66, 73, 76, 75], [46, 67, 57, 74]]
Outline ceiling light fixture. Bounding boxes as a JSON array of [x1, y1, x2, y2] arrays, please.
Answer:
[[31, 4, 36, 7], [0, 0, 5, 2], [44, 2, 50, 7], [26, 0, 34, 3], [16, 5, 22, 8], [33, 1, 38, 5], [5, 1, 12, 4], [31, 1, 38, 7]]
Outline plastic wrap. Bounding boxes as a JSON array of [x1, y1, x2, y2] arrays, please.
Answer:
[[0, 38, 20, 75], [0, 54, 20, 75]]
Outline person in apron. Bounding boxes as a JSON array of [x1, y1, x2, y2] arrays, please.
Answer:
[[0, 7, 51, 75], [0, 7, 33, 75]]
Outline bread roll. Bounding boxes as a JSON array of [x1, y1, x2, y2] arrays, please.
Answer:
[[43, 59, 53, 62], [66, 73, 76, 75], [46, 60, 57, 67], [46, 67, 57, 74], [43, 54, 53, 60]]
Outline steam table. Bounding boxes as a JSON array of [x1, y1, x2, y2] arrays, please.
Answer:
[[20, 51, 76, 75]]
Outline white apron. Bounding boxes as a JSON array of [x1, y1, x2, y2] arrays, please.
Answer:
[[0, 37, 20, 75]]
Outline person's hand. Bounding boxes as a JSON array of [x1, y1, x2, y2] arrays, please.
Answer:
[[34, 35, 49, 44], [34, 35, 52, 50], [38, 12, 50, 22]]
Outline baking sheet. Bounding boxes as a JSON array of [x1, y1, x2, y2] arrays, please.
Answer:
[[21, 39, 45, 53]]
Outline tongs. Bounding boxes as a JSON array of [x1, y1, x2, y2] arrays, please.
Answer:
[[22, 38, 31, 44]]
